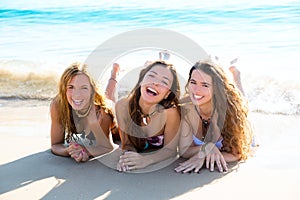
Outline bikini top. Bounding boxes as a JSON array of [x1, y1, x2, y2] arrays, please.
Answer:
[[143, 135, 164, 150], [192, 135, 223, 149]]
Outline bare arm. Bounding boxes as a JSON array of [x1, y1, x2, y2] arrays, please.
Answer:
[[119, 107, 181, 170], [81, 107, 114, 156], [142, 107, 180, 164], [50, 100, 69, 157]]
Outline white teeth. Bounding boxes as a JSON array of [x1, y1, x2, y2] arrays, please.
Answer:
[[73, 100, 82, 105], [194, 94, 203, 99], [147, 87, 158, 94]]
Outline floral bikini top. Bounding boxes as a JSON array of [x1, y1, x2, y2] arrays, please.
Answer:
[[143, 135, 164, 150]]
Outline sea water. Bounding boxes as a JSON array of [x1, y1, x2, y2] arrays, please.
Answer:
[[0, 0, 299, 114]]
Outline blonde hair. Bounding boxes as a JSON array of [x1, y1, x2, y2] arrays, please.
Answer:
[[52, 62, 115, 142]]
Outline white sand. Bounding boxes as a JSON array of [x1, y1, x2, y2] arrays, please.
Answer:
[[0, 104, 299, 200]]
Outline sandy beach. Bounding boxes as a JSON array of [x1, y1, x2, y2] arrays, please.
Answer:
[[0, 102, 299, 200]]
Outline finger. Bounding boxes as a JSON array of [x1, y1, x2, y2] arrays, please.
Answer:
[[183, 165, 195, 173], [75, 153, 83, 162], [117, 163, 122, 171], [174, 166, 183, 173], [210, 154, 215, 171], [174, 165, 187, 173], [216, 160, 223, 172], [220, 156, 228, 171], [194, 165, 202, 173], [206, 154, 211, 169], [127, 165, 136, 171], [122, 158, 133, 166], [178, 160, 191, 167]]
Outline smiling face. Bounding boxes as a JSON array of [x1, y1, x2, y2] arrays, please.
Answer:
[[66, 74, 93, 111], [140, 64, 173, 105], [188, 69, 213, 107]]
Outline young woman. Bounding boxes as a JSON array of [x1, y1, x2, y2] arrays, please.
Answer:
[[50, 62, 119, 162], [116, 61, 181, 172], [175, 61, 253, 173]]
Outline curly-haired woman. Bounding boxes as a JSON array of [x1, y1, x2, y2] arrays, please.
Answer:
[[175, 61, 253, 173]]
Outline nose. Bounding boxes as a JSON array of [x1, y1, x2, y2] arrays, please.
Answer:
[[73, 88, 81, 97], [152, 82, 159, 86]]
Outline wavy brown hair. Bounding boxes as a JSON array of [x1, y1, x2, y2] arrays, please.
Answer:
[[185, 61, 253, 160], [125, 61, 181, 152], [52, 62, 116, 143]]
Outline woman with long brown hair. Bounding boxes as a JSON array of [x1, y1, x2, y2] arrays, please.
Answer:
[[175, 61, 253, 173], [116, 61, 181, 172], [50, 62, 119, 162]]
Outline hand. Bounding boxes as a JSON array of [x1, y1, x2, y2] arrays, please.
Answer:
[[117, 151, 149, 172], [67, 143, 89, 162], [204, 143, 227, 172], [175, 151, 205, 173]]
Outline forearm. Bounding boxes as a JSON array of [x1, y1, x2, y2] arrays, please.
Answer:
[[180, 145, 202, 158], [89, 122, 114, 151], [221, 152, 240, 162], [83, 144, 114, 157], [51, 143, 69, 157]]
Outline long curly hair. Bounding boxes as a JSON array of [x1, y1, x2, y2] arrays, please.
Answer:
[[185, 61, 253, 160], [52, 62, 116, 143], [125, 61, 181, 152]]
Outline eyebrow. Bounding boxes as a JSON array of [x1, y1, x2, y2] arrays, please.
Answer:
[[149, 70, 171, 83], [67, 83, 90, 87], [190, 78, 211, 85]]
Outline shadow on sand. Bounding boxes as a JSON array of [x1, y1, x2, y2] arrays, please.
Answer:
[[0, 149, 239, 199]]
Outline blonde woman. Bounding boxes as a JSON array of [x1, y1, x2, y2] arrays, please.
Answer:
[[50, 62, 119, 162]]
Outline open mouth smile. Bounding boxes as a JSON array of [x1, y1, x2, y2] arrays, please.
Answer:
[[146, 87, 159, 96], [72, 99, 84, 106], [193, 94, 204, 100]]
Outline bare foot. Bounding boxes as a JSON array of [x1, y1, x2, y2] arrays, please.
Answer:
[[111, 63, 120, 79], [229, 66, 241, 81], [159, 50, 170, 61], [229, 66, 245, 96]]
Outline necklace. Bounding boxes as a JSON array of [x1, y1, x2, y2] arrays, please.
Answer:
[[75, 104, 92, 118], [138, 108, 158, 126], [194, 105, 210, 140]]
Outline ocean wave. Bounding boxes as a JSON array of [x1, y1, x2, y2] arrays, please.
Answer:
[[1, 64, 299, 115], [0, 63, 59, 100]]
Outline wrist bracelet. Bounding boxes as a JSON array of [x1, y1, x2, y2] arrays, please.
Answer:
[[109, 77, 117, 82]]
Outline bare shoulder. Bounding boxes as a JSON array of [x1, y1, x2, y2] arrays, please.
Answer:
[[115, 98, 129, 112], [165, 106, 180, 118], [116, 98, 129, 106], [50, 98, 60, 116], [179, 95, 191, 104]]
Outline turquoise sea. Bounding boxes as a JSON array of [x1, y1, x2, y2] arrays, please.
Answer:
[[0, 0, 299, 114]]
